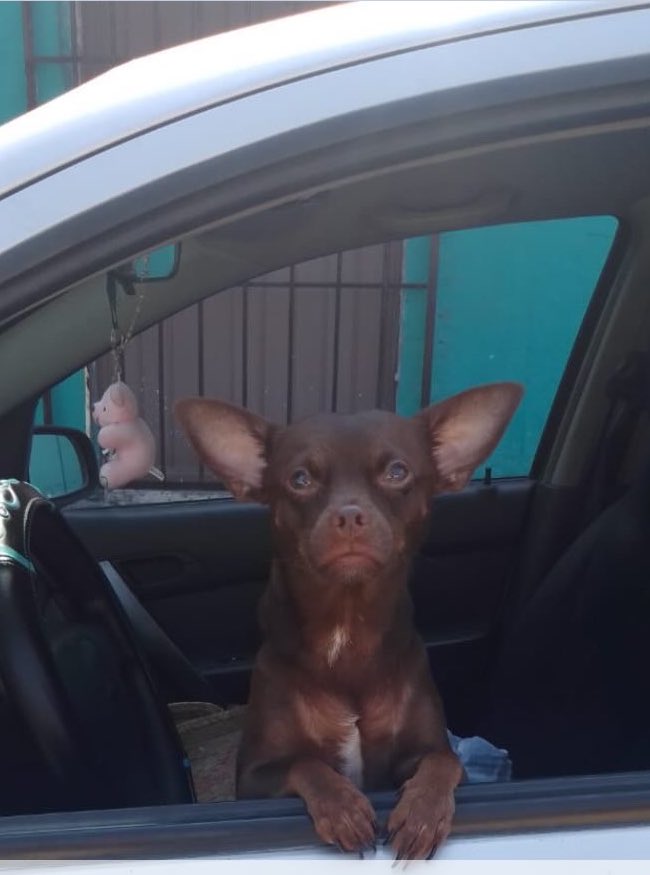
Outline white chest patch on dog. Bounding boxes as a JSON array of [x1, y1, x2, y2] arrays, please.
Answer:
[[339, 720, 363, 787], [326, 625, 350, 666]]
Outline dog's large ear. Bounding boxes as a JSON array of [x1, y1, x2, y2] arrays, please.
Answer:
[[174, 398, 275, 502], [417, 383, 523, 493]]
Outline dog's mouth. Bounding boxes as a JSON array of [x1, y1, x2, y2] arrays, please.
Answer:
[[318, 546, 383, 574]]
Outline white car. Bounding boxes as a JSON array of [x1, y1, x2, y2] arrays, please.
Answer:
[[1, 0, 650, 867]]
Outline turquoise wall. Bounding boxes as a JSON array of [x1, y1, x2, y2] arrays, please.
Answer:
[[33, 371, 86, 432], [397, 217, 618, 477], [31, 1, 75, 101], [0, 3, 27, 123]]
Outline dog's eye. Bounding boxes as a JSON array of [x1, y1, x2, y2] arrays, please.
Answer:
[[289, 468, 313, 490], [384, 460, 410, 483]]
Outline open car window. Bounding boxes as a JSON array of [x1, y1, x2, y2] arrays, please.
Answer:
[[32, 215, 618, 503]]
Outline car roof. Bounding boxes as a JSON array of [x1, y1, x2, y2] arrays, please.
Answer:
[[0, 0, 643, 199]]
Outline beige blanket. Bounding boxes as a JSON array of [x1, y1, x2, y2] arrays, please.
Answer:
[[170, 701, 246, 802]]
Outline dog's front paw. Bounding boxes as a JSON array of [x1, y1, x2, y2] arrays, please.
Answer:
[[387, 782, 455, 861], [306, 779, 377, 853]]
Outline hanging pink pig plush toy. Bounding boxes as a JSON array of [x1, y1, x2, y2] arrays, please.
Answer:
[[92, 382, 156, 489]]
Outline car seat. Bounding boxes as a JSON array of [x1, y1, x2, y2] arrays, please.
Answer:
[[483, 448, 650, 778]]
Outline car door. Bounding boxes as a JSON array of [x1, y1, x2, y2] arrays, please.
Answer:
[[4, 1, 650, 863]]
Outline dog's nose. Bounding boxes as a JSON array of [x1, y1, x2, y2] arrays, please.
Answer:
[[332, 504, 365, 533]]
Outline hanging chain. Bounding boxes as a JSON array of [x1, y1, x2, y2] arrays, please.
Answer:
[[108, 270, 146, 383]]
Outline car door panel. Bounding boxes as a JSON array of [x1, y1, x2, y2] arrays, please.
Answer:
[[65, 478, 532, 727]]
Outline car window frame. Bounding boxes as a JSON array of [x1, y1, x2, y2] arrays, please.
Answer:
[[3, 14, 650, 322], [2, 771, 650, 858]]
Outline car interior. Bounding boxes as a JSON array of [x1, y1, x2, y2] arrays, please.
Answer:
[[2, 74, 650, 838]]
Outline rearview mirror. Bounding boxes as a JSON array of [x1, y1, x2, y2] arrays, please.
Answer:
[[131, 243, 180, 282], [29, 427, 99, 504]]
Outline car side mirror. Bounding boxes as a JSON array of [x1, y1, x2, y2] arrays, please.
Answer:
[[29, 426, 100, 505]]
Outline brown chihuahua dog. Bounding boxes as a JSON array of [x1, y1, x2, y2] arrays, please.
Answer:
[[175, 382, 522, 860]]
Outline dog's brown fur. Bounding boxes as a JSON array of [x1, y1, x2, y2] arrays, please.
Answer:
[[175, 383, 522, 859]]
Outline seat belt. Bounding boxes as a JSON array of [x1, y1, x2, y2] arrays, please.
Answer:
[[583, 349, 650, 523], [100, 561, 215, 705]]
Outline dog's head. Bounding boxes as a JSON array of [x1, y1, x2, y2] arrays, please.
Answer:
[[175, 384, 522, 586]]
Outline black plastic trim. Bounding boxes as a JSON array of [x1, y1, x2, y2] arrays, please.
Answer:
[[63, 478, 531, 587], [0, 398, 37, 481], [531, 220, 631, 480]]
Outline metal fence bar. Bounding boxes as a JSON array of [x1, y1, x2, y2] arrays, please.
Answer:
[[286, 265, 296, 423], [197, 300, 205, 399], [191, 1, 204, 40], [197, 298, 205, 480], [420, 236, 439, 409], [108, 2, 118, 70], [244, 280, 428, 291], [376, 243, 392, 407], [241, 282, 249, 409], [69, 3, 82, 87], [375, 242, 401, 410], [330, 252, 343, 413], [23, 53, 91, 64], [21, 2, 38, 108], [157, 323, 166, 474]]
